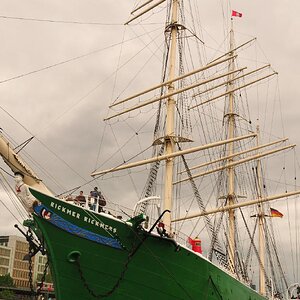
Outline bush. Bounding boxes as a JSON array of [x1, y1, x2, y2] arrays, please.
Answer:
[[0, 274, 15, 288], [0, 289, 15, 300]]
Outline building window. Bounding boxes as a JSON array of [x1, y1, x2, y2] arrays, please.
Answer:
[[0, 237, 9, 246], [0, 257, 9, 266], [0, 248, 11, 257], [0, 266, 8, 275]]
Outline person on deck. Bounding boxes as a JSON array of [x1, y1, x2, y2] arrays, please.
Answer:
[[75, 191, 86, 207], [91, 187, 106, 212], [88, 191, 94, 210]]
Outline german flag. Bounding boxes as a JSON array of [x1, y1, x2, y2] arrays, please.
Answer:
[[270, 208, 283, 218]]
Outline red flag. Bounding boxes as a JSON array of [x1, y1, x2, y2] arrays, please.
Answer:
[[232, 10, 243, 18], [270, 208, 283, 218]]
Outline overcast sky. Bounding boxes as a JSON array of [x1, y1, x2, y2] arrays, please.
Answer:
[[0, 0, 300, 287]]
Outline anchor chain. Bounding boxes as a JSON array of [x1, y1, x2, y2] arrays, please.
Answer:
[[28, 251, 49, 299], [14, 225, 47, 299], [36, 260, 49, 295], [74, 233, 140, 299], [73, 210, 173, 299], [28, 249, 35, 296]]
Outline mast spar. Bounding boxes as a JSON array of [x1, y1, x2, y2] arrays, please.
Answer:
[[256, 125, 266, 296], [162, 0, 179, 233], [227, 20, 236, 274]]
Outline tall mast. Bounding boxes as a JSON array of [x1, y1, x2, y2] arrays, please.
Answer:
[[162, 0, 179, 233], [227, 20, 236, 273], [256, 125, 266, 295]]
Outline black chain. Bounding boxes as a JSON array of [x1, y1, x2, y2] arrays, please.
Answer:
[[28, 250, 35, 296], [36, 260, 49, 296], [74, 249, 132, 299], [74, 227, 149, 299], [28, 254, 49, 300], [27, 229, 38, 300], [74, 210, 171, 299], [18, 226, 47, 300]]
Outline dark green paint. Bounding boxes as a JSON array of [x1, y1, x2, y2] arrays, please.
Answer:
[[29, 189, 267, 300]]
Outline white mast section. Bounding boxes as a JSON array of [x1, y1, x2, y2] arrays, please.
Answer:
[[178, 138, 288, 174], [0, 134, 52, 195], [256, 125, 266, 296], [104, 67, 243, 121], [227, 22, 236, 274], [189, 72, 277, 110], [91, 133, 256, 176], [174, 143, 295, 184], [110, 56, 237, 108], [172, 190, 300, 222], [131, 0, 154, 14], [162, 0, 179, 233], [192, 64, 270, 98], [125, 0, 167, 25], [209, 38, 256, 64]]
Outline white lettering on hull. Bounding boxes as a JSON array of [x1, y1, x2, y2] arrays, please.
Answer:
[[50, 202, 117, 233]]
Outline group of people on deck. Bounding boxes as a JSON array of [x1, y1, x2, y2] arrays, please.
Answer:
[[71, 187, 106, 212]]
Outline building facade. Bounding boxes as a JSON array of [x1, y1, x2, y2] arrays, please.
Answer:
[[0, 243, 12, 277], [0, 235, 50, 289]]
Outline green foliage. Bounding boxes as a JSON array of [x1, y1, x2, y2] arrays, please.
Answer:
[[0, 274, 15, 288], [0, 289, 15, 300], [45, 272, 52, 283], [37, 269, 53, 283]]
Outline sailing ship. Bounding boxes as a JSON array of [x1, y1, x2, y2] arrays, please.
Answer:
[[0, 1, 299, 299]]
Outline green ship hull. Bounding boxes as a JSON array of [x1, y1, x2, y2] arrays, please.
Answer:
[[29, 189, 266, 300]]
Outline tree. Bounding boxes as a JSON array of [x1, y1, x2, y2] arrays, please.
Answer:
[[0, 274, 16, 299], [0, 289, 15, 300], [0, 274, 15, 288]]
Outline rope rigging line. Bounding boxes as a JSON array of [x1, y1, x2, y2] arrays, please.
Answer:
[[0, 116, 100, 196], [177, 144, 228, 268], [0, 14, 163, 26], [0, 169, 28, 218], [264, 221, 281, 292], [109, 126, 140, 197], [0, 15, 125, 25], [238, 207, 272, 294], [0, 106, 36, 138], [14, 136, 34, 154], [94, 112, 156, 172], [0, 166, 14, 178], [34, 32, 162, 139], [137, 7, 173, 211], [141, 144, 165, 200], [0, 176, 27, 225], [207, 208, 226, 261], [265, 223, 289, 289], [2, 131, 66, 192], [283, 156, 296, 282], [109, 25, 127, 106], [293, 148, 299, 281], [95, 8, 170, 185], [244, 217, 258, 271], [0, 194, 26, 225], [111, 39, 165, 107], [0, 27, 161, 86], [252, 155, 287, 294]]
